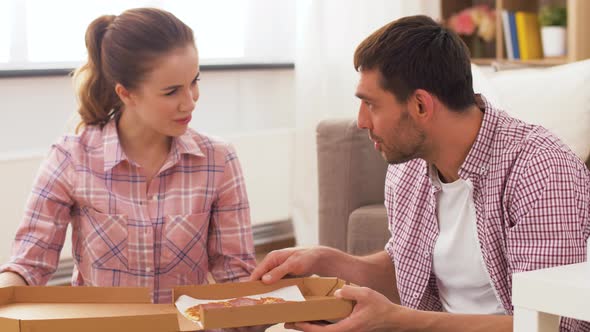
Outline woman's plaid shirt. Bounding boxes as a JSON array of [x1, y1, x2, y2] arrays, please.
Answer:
[[1, 120, 256, 303]]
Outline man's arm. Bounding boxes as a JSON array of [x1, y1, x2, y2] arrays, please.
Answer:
[[288, 285, 512, 332], [408, 310, 512, 332], [506, 151, 590, 332]]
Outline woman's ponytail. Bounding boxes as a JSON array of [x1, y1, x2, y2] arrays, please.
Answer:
[[73, 15, 120, 131]]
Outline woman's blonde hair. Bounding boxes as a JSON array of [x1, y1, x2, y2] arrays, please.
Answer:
[[73, 8, 195, 131]]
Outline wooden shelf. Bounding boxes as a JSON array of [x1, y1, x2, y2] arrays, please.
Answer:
[[440, 0, 590, 66], [471, 58, 496, 66], [502, 57, 568, 66]]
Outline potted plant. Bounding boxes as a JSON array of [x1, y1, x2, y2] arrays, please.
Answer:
[[538, 5, 567, 57]]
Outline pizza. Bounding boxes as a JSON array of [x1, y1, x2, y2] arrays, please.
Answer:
[[185, 300, 232, 322], [184, 296, 288, 323]]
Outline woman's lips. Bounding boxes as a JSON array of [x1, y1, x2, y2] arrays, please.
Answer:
[[175, 115, 192, 125]]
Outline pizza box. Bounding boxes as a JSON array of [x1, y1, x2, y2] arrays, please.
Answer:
[[0, 286, 178, 332], [173, 277, 354, 330]]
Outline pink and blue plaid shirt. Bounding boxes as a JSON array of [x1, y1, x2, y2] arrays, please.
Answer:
[[1, 120, 256, 303], [385, 96, 590, 331]]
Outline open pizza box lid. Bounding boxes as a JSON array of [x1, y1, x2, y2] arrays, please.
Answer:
[[173, 277, 354, 330], [0, 286, 178, 332]]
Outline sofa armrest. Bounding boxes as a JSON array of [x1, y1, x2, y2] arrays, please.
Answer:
[[347, 204, 389, 256], [316, 118, 388, 252]]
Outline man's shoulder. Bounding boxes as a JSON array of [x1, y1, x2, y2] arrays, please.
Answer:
[[490, 110, 588, 182], [493, 110, 577, 164]]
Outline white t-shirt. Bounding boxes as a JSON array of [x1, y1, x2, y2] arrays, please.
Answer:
[[431, 169, 505, 315]]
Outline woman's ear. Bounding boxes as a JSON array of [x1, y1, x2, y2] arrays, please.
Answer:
[[115, 83, 134, 107]]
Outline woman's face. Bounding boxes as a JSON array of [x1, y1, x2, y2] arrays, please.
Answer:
[[122, 44, 200, 138]]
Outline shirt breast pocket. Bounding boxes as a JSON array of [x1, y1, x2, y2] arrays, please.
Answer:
[[78, 207, 129, 272], [161, 212, 210, 273]]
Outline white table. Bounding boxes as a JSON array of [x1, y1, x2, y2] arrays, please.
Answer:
[[512, 262, 590, 331]]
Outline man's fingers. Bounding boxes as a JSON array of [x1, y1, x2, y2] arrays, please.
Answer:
[[334, 285, 366, 301], [259, 257, 296, 284], [249, 260, 271, 281], [250, 251, 283, 281], [250, 249, 296, 282]]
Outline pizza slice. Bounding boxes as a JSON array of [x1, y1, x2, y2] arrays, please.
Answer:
[[184, 296, 288, 323]]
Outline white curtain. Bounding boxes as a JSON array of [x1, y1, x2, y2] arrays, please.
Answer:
[[291, 0, 440, 246]]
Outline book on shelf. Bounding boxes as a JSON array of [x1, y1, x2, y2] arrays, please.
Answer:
[[515, 11, 543, 60], [501, 11, 514, 59], [501, 10, 520, 60]]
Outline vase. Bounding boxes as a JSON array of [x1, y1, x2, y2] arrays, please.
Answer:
[[541, 26, 567, 57]]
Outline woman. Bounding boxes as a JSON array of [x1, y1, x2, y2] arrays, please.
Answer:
[[0, 8, 256, 304]]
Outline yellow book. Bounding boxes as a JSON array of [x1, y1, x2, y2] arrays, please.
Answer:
[[515, 11, 543, 60]]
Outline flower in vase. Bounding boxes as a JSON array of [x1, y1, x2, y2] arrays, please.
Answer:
[[448, 4, 496, 42]]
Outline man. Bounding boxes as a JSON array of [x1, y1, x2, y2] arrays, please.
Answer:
[[251, 15, 590, 332]]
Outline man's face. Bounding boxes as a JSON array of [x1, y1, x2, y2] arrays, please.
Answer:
[[355, 69, 426, 164]]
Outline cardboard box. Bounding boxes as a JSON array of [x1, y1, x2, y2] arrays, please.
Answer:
[[174, 277, 354, 330], [0, 277, 353, 331], [0, 286, 178, 332]]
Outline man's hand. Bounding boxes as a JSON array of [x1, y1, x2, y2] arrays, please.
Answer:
[[284, 285, 408, 332], [250, 247, 322, 284]]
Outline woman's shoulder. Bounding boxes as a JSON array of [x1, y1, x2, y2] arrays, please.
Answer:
[[183, 128, 237, 157], [52, 124, 104, 158]]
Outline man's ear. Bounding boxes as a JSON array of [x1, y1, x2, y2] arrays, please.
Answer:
[[412, 89, 434, 119], [115, 83, 134, 107]]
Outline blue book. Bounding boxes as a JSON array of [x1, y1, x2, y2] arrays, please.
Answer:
[[508, 11, 520, 60], [502, 11, 514, 59]]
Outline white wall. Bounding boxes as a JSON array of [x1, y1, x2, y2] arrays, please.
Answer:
[[0, 69, 295, 264]]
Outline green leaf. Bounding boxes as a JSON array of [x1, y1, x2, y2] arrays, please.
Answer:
[[538, 5, 567, 27]]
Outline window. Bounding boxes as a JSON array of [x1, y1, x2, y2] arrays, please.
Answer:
[[0, 0, 294, 71], [0, 5, 10, 63]]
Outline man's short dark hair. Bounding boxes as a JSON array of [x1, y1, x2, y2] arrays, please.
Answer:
[[354, 15, 475, 111]]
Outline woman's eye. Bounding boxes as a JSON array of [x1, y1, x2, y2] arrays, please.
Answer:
[[165, 89, 177, 96]]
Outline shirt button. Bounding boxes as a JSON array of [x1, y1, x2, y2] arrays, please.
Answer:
[[423, 250, 429, 258], [413, 292, 419, 299], [146, 267, 152, 273], [151, 195, 158, 201], [480, 166, 487, 173]]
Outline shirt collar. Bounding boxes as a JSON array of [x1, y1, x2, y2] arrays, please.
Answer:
[[166, 128, 205, 168], [102, 119, 205, 172], [457, 94, 499, 179], [103, 120, 128, 172], [423, 94, 500, 183]]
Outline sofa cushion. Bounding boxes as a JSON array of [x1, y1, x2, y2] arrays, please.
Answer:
[[472, 60, 590, 161], [347, 204, 389, 256]]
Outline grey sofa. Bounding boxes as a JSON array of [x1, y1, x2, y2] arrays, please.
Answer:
[[316, 118, 389, 256], [316, 118, 590, 256]]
